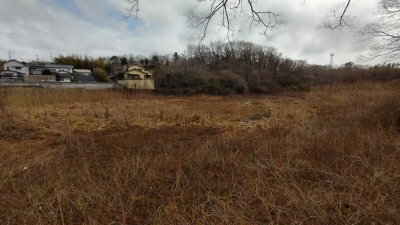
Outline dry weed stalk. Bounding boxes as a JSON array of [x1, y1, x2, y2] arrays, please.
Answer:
[[0, 81, 399, 224]]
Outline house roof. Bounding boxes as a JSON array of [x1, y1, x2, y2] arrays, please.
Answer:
[[30, 64, 46, 69], [5, 59, 29, 66], [74, 69, 91, 73], [55, 70, 73, 75], [45, 64, 73, 69]]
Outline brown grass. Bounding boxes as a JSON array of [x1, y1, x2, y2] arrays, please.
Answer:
[[1, 81, 400, 224]]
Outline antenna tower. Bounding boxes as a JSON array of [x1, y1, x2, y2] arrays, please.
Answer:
[[330, 53, 334, 68]]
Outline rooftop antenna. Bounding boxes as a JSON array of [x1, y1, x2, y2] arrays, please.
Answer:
[[330, 53, 334, 68]]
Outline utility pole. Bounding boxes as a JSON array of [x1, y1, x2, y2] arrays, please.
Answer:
[[51, 53, 53, 62], [330, 53, 334, 68], [36, 54, 39, 62], [8, 50, 14, 60]]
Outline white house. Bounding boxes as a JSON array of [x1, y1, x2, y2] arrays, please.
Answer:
[[45, 64, 73, 73], [3, 60, 29, 75]]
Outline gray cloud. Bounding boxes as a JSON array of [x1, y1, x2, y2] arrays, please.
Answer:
[[0, 0, 384, 65]]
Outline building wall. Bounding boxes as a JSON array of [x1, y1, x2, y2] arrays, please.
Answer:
[[31, 69, 44, 75], [24, 75, 56, 82], [4, 61, 29, 75], [74, 75, 95, 83], [118, 80, 155, 90], [49, 68, 73, 73]]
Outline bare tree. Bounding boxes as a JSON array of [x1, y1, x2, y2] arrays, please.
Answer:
[[189, 0, 355, 37], [125, 0, 400, 60], [361, 0, 400, 59], [187, 0, 282, 40], [126, 0, 354, 36], [126, 0, 282, 40]]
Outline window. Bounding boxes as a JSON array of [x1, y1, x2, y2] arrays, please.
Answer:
[[128, 74, 141, 80], [15, 67, 22, 70]]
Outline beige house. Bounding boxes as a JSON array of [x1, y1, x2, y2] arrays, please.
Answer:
[[118, 64, 154, 90], [125, 65, 153, 80]]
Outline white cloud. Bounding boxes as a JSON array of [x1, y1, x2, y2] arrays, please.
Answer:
[[0, 0, 385, 65]]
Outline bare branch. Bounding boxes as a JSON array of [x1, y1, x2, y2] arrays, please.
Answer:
[[323, 0, 353, 30], [359, 0, 400, 60], [191, 0, 282, 40], [124, 0, 140, 19]]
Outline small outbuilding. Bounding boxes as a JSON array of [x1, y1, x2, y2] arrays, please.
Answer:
[[55, 70, 73, 82], [0, 70, 24, 82]]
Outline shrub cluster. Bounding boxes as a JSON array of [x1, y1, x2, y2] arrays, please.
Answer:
[[154, 67, 312, 95], [155, 69, 248, 95], [92, 67, 109, 82]]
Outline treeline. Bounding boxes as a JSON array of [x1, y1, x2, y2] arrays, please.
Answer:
[[52, 55, 156, 74], [146, 42, 311, 94], [151, 42, 400, 94], [29, 41, 400, 94], [54, 55, 108, 71], [309, 63, 400, 84]]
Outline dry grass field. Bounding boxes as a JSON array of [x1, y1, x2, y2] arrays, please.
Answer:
[[0, 81, 400, 225]]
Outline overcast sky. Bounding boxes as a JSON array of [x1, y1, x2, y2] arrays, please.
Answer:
[[0, 0, 382, 65]]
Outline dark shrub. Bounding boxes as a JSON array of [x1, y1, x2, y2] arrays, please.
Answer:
[[42, 69, 52, 75], [248, 73, 278, 94], [155, 69, 208, 94], [218, 71, 248, 94], [155, 69, 248, 95], [93, 67, 109, 82], [275, 74, 301, 87]]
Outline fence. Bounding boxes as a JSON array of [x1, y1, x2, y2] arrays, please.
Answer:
[[0, 82, 116, 90]]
